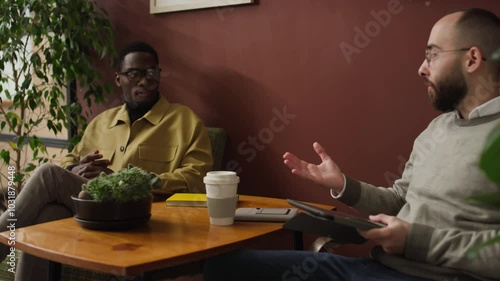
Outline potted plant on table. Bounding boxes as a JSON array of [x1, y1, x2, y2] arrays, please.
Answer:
[[72, 165, 161, 230]]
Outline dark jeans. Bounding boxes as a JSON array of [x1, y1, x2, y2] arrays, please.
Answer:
[[203, 250, 431, 281]]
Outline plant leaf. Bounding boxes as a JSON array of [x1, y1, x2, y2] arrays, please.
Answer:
[[468, 236, 500, 259], [8, 142, 17, 150], [465, 192, 500, 208], [13, 173, 24, 184], [0, 150, 10, 164], [22, 163, 36, 172]]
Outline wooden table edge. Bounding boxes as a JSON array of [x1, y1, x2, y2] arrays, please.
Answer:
[[0, 195, 335, 276], [0, 226, 291, 276]]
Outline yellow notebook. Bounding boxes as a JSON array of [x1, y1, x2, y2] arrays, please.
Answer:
[[166, 193, 207, 207]]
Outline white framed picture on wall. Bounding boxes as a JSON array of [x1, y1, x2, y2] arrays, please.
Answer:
[[150, 0, 254, 14]]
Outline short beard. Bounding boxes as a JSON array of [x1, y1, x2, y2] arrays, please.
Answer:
[[125, 91, 160, 112], [429, 68, 468, 112]]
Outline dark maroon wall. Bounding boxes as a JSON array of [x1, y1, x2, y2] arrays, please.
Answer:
[[90, 0, 500, 258]]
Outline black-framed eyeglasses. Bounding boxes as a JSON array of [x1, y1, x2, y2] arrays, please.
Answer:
[[119, 67, 161, 82], [425, 47, 487, 66]]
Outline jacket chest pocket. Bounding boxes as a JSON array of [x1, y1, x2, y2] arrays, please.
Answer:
[[139, 145, 178, 162], [137, 145, 178, 174], [137, 144, 178, 172]]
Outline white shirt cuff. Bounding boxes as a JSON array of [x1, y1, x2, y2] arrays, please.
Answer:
[[330, 173, 347, 198]]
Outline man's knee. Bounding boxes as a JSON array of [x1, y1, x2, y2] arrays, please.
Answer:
[[35, 163, 61, 175], [32, 163, 68, 182], [26, 163, 67, 191]]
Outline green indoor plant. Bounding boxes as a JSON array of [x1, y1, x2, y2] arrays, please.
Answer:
[[0, 0, 116, 192], [79, 164, 161, 203]]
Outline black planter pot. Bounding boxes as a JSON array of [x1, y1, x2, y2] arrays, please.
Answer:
[[71, 195, 152, 231]]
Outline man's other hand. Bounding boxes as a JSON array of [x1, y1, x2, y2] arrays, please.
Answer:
[[358, 214, 410, 255]]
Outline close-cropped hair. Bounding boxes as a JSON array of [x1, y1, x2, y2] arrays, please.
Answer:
[[450, 8, 500, 59], [116, 41, 159, 71]]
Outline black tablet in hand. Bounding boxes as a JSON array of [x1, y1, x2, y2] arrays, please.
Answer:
[[287, 199, 386, 231]]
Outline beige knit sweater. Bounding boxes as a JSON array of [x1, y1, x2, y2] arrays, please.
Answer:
[[340, 111, 500, 281]]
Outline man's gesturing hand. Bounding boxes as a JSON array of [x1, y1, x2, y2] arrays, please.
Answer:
[[283, 142, 345, 193], [71, 150, 113, 179]]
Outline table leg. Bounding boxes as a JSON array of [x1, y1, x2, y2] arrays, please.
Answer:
[[141, 271, 152, 281], [293, 231, 304, 250], [47, 261, 61, 281]]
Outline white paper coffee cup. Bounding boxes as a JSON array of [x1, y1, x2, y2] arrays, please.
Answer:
[[204, 171, 239, 225]]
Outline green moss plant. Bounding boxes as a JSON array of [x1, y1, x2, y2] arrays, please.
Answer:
[[81, 165, 161, 203]]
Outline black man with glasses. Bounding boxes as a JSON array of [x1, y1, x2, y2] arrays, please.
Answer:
[[0, 41, 213, 280], [61, 41, 213, 193], [203, 8, 500, 281]]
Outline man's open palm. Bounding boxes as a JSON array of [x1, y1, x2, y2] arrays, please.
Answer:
[[283, 142, 344, 192]]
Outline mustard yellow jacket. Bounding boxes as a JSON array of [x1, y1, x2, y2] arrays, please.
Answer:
[[61, 96, 213, 194]]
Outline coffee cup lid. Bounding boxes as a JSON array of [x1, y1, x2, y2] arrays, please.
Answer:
[[204, 171, 239, 184]]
